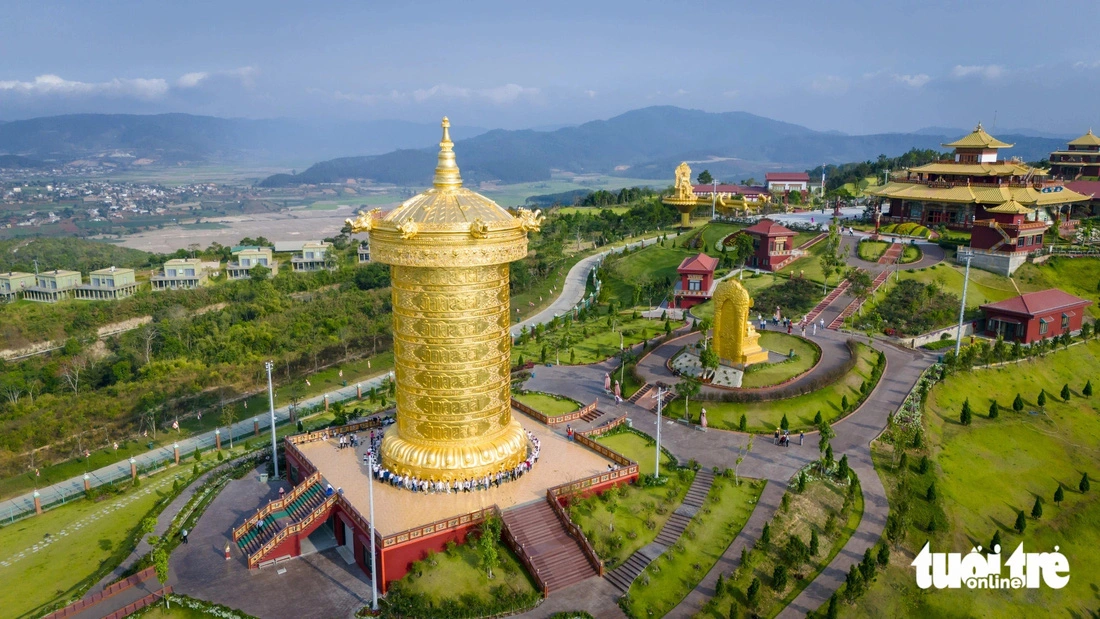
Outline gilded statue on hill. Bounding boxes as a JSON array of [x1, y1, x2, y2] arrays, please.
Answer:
[[712, 278, 769, 367], [674, 161, 694, 200]]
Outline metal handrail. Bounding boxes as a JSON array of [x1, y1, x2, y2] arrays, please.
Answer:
[[248, 494, 338, 568], [233, 471, 321, 540]]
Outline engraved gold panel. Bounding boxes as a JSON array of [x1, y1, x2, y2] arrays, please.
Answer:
[[368, 118, 532, 481], [713, 278, 770, 366]]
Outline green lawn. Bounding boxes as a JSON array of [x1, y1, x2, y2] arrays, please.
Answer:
[[555, 206, 631, 216], [857, 241, 889, 262], [513, 314, 681, 366], [740, 333, 821, 389], [622, 476, 763, 618], [389, 533, 539, 615], [1014, 256, 1100, 317], [512, 392, 581, 417], [701, 475, 864, 619], [689, 273, 783, 321], [139, 606, 213, 619], [900, 244, 922, 264], [851, 340, 1100, 618], [0, 464, 195, 619], [665, 343, 879, 433], [853, 261, 1018, 326], [0, 351, 395, 501], [595, 430, 677, 476], [778, 240, 842, 287], [570, 464, 693, 569]]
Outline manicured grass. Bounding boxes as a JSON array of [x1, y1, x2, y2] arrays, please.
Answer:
[[778, 240, 842, 287], [512, 314, 682, 366], [622, 476, 763, 618], [1014, 256, 1100, 317], [857, 240, 889, 262], [851, 340, 1100, 618], [0, 350, 395, 501], [739, 333, 821, 389], [0, 464, 191, 619], [700, 474, 864, 619], [395, 535, 538, 610], [665, 343, 879, 433], [595, 430, 676, 476], [139, 606, 214, 619], [855, 260, 1017, 325], [900, 244, 922, 264], [570, 466, 693, 569], [512, 392, 581, 416]]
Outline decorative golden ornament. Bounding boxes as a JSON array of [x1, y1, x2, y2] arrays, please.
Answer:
[[712, 278, 769, 367], [345, 208, 381, 233], [516, 207, 544, 233], [370, 117, 531, 482]]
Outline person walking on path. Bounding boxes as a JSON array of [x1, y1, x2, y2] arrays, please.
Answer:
[[774, 428, 780, 445], [181, 528, 188, 544], [799, 431, 804, 446], [819, 317, 825, 331]]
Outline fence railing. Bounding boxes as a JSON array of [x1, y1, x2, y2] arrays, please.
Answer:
[[498, 506, 548, 596], [233, 471, 321, 540], [381, 506, 495, 549], [545, 489, 604, 577], [511, 397, 595, 425], [248, 494, 338, 568]]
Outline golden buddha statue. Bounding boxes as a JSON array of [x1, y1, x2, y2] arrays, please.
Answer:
[[346, 117, 538, 481], [711, 278, 769, 367]]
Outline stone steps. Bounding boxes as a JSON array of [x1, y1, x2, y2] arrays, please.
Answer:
[[501, 500, 598, 593]]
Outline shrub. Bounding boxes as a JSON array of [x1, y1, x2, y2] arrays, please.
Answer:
[[990, 530, 1002, 553], [780, 414, 789, 431], [746, 577, 761, 607], [759, 522, 771, 546], [814, 410, 823, 425], [1084, 380, 1093, 397], [1054, 485, 1064, 504], [1081, 473, 1091, 493], [988, 401, 999, 419], [837, 454, 850, 479], [877, 543, 889, 566], [1037, 390, 1047, 407], [1061, 384, 1071, 402], [797, 471, 807, 493], [1014, 510, 1027, 533], [960, 398, 972, 425], [770, 564, 788, 592], [841, 395, 849, 411], [1031, 496, 1043, 519], [926, 482, 936, 501], [918, 455, 930, 474], [738, 414, 747, 432]]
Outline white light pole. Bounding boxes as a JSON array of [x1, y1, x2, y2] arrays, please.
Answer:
[[711, 179, 718, 220], [954, 250, 973, 357], [655, 387, 664, 478], [368, 452, 378, 610], [619, 332, 626, 387], [265, 361, 278, 479]]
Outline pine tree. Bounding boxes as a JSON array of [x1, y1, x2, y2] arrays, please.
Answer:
[[919, 455, 930, 474], [844, 565, 863, 602], [1081, 473, 1091, 493], [1013, 393, 1024, 412], [715, 573, 725, 597], [988, 401, 999, 419], [746, 577, 761, 608], [960, 399, 972, 425], [899, 452, 908, 472], [1054, 485, 1064, 504], [1031, 496, 1043, 519], [860, 548, 876, 581], [927, 516, 937, 533], [826, 594, 839, 619], [1014, 510, 1027, 533], [780, 414, 789, 431], [926, 482, 937, 501], [1061, 383, 1071, 402], [841, 395, 849, 411], [877, 543, 890, 566], [814, 410, 823, 425], [771, 564, 788, 592], [738, 414, 747, 432], [760, 522, 771, 546], [797, 471, 807, 493], [1037, 390, 1047, 407], [990, 530, 1002, 553], [809, 529, 820, 556], [837, 454, 850, 479], [1084, 380, 1093, 397]]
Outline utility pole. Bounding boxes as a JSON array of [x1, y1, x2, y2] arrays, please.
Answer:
[[265, 361, 278, 479], [954, 250, 973, 357], [368, 452, 378, 610], [711, 179, 718, 220]]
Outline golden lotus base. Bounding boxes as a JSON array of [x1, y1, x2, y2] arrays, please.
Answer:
[[379, 419, 529, 482]]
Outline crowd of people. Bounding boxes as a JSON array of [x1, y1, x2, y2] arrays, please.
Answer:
[[352, 429, 542, 494]]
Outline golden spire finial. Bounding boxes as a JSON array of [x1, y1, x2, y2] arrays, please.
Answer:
[[975, 122, 983, 132], [433, 116, 462, 189]]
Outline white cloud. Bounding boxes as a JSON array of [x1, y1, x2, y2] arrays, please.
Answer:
[[584, 89, 597, 98], [177, 72, 209, 88], [722, 90, 739, 99], [1074, 60, 1100, 69], [334, 83, 540, 106], [810, 75, 849, 95], [951, 64, 1005, 80], [0, 74, 169, 99], [893, 73, 930, 88]]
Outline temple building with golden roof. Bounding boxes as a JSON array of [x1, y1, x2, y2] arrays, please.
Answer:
[[871, 124, 1089, 229], [1049, 129, 1100, 180]]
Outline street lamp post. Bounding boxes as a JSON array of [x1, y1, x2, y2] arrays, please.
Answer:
[[954, 250, 973, 357], [711, 179, 718, 220], [368, 452, 378, 610], [619, 331, 626, 387], [655, 387, 664, 478], [265, 361, 278, 479]]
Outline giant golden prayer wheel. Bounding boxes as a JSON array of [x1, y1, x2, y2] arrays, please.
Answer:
[[346, 118, 542, 481]]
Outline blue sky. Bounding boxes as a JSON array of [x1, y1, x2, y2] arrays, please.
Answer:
[[2, 0, 1098, 134]]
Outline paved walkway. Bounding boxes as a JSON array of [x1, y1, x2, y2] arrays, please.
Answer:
[[0, 371, 394, 521]]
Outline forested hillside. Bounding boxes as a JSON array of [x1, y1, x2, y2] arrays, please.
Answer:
[[0, 237, 157, 273]]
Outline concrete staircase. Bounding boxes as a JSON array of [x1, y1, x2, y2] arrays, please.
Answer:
[[628, 383, 653, 404], [502, 500, 598, 593], [828, 270, 890, 329], [236, 481, 327, 558], [605, 469, 715, 592], [877, 243, 903, 265], [580, 407, 603, 423], [804, 280, 850, 326]]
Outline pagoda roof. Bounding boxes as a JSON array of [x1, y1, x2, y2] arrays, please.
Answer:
[[765, 172, 810, 182], [1068, 129, 1100, 147], [984, 200, 1034, 215], [677, 253, 719, 273], [980, 289, 1091, 318], [870, 182, 1090, 206], [1065, 180, 1100, 197], [692, 183, 767, 196], [743, 218, 796, 237], [910, 161, 1034, 177], [942, 123, 1014, 149]]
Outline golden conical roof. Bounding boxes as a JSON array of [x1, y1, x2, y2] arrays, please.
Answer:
[[381, 117, 520, 231], [1068, 128, 1100, 147], [985, 199, 1034, 215], [943, 123, 1014, 149]]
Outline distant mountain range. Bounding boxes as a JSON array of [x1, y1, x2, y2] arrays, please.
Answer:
[[0, 114, 489, 167], [0, 108, 1071, 184], [260, 107, 1070, 187]]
